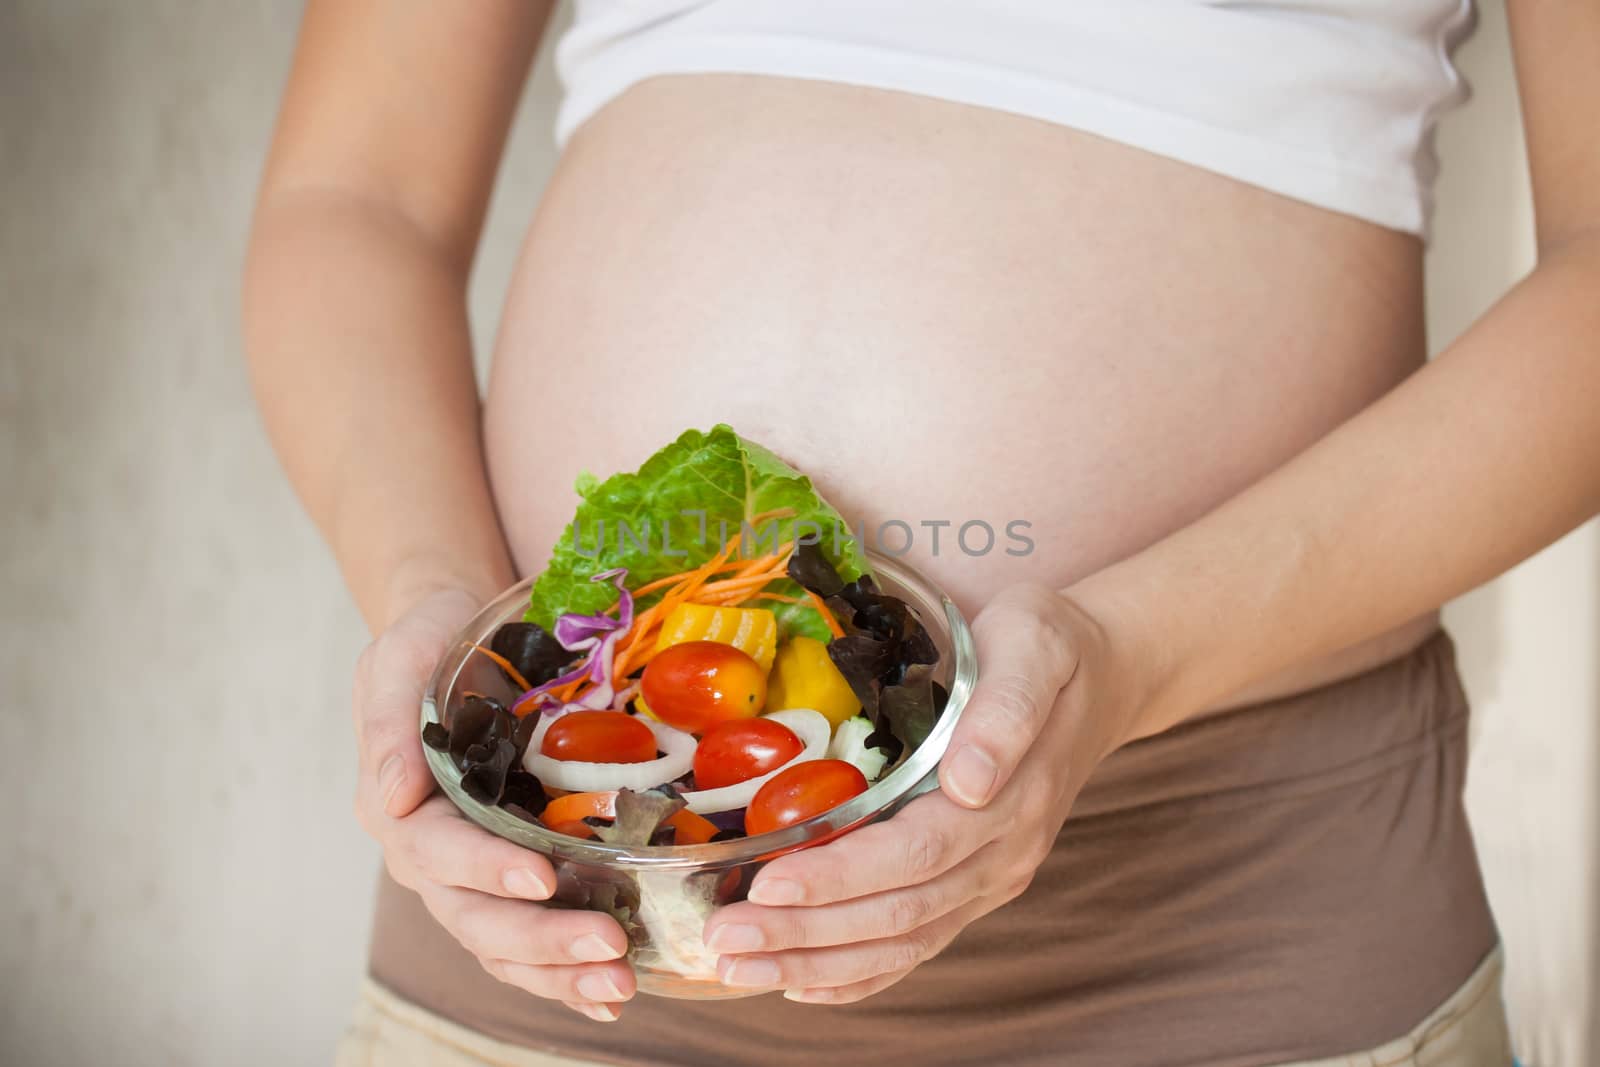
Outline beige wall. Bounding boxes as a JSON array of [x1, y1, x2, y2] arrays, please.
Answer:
[[1428, 2, 1600, 1063], [1, 2, 1592, 1065]]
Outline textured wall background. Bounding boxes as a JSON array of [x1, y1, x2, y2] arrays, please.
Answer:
[[1, 2, 1593, 1065], [1427, 2, 1600, 1062]]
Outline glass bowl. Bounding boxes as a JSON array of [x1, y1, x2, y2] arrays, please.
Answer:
[[420, 550, 977, 999]]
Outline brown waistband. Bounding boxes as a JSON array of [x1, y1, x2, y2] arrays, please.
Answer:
[[368, 628, 1496, 1067], [1075, 626, 1472, 819]]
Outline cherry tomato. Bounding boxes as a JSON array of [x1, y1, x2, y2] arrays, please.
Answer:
[[745, 759, 869, 836], [693, 718, 804, 790], [540, 711, 657, 763], [639, 641, 767, 734]]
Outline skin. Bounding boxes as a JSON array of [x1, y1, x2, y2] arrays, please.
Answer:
[[245, 0, 1600, 1022]]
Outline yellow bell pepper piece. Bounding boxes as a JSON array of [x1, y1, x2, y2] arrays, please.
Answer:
[[653, 603, 777, 672], [765, 636, 861, 728]]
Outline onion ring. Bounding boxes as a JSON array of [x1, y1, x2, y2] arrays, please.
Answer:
[[522, 714, 696, 793], [679, 708, 831, 813]]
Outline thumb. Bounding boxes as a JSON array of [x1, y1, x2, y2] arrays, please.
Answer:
[[937, 586, 1078, 809], [360, 655, 436, 820], [355, 592, 477, 821]]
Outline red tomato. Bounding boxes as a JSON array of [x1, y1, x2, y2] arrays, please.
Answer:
[[540, 711, 657, 763], [639, 641, 767, 734], [693, 718, 804, 790], [745, 759, 869, 836]]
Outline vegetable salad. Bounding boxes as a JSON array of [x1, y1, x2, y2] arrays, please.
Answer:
[[424, 425, 947, 849]]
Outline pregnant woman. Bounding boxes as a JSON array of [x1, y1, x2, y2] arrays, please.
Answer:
[[244, 2, 1600, 1065]]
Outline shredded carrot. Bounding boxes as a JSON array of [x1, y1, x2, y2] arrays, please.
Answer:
[[697, 565, 790, 593], [746, 507, 797, 525], [806, 590, 845, 638], [727, 551, 787, 579], [472, 644, 532, 692], [557, 534, 837, 705], [627, 560, 746, 599], [623, 576, 682, 600], [692, 580, 789, 606], [611, 598, 682, 678], [595, 536, 749, 613], [551, 546, 737, 702], [605, 538, 750, 669]]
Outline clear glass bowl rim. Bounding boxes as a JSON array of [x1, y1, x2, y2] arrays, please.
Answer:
[[420, 549, 977, 872]]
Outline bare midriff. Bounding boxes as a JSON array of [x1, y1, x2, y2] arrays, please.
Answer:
[[483, 74, 1440, 714]]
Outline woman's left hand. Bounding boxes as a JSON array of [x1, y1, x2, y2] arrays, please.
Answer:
[[702, 582, 1141, 1004]]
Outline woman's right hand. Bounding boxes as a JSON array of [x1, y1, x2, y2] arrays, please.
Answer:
[[351, 587, 637, 1022]]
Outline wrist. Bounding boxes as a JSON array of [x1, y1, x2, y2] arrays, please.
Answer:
[[1059, 565, 1188, 746], [375, 550, 516, 632]]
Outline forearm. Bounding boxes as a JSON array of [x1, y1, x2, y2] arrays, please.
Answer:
[[243, 189, 514, 631], [1073, 236, 1600, 739]]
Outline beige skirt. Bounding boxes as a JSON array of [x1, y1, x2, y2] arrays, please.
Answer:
[[335, 945, 1512, 1067]]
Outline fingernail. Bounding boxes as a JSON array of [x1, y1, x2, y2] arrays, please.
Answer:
[[946, 745, 998, 806], [503, 868, 552, 900], [575, 1002, 618, 1022], [577, 972, 627, 1002], [748, 878, 802, 906], [378, 755, 406, 814], [570, 933, 623, 962], [784, 987, 832, 1003], [722, 957, 781, 987], [705, 924, 763, 953]]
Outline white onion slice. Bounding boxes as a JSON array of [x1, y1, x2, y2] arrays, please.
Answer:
[[522, 714, 696, 793], [679, 708, 831, 814]]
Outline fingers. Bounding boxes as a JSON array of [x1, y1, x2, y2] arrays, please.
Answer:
[[351, 592, 638, 1020], [415, 881, 635, 1005], [486, 958, 636, 1007], [380, 796, 558, 900], [563, 1001, 622, 1023], [398, 822, 636, 1018], [746, 792, 995, 907], [713, 900, 985, 993], [939, 584, 1079, 809], [708, 844, 1002, 954], [782, 968, 913, 1005]]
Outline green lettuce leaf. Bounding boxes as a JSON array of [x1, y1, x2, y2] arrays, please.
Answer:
[[525, 425, 868, 642]]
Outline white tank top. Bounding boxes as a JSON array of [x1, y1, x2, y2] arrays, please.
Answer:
[[554, 0, 1476, 236]]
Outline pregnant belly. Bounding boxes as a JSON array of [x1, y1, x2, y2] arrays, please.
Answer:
[[484, 75, 1438, 709]]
